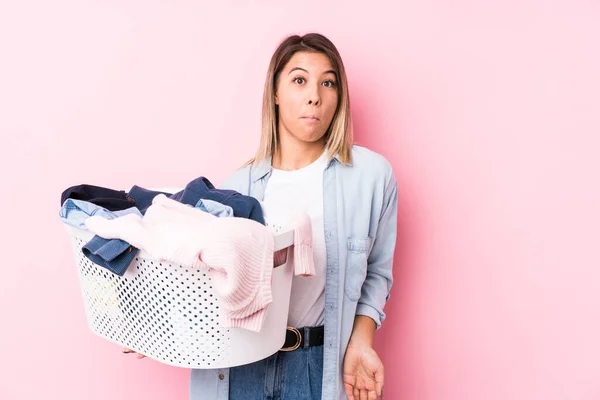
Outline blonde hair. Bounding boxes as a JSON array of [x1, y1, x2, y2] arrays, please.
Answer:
[[249, 33, 353, 166]]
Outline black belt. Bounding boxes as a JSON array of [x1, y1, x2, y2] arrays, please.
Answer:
[[280, 326, 324, 351]]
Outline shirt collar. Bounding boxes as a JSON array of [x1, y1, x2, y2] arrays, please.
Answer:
[[250, 151, 345, 183], [250, 157, 272, 183]]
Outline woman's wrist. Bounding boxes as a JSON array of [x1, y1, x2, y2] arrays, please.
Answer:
[[348, 315, 377, 348]]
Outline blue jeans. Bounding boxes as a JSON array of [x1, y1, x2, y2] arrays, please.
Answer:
[[229, 345, 324, 400]]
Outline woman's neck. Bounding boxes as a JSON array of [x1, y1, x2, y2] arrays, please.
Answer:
[[272, 136, 326, 171]]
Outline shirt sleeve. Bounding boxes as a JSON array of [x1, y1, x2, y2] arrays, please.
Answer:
[[356, 173, 398, 329], [218, 166, 250, 193]]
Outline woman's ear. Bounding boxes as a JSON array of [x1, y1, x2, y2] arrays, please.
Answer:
[[274, 93, 279, 105]]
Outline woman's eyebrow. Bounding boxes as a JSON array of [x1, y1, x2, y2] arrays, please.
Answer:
[[288, 67, 309, 75], [287, 67, 337, 77]]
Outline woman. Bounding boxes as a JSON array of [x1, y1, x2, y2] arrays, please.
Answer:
[[188, 33, 398, 400]]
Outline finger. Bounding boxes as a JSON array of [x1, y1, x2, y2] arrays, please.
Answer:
[[122, 348, 135, 354], [344, 383, 355, 400], [354, 385, 360, 400], [368, 388, 377, 400], [375, 366, 384, 397], [136, 353, 146, 359], [359, 388, 368, 400], [376, 382, 383, 398]]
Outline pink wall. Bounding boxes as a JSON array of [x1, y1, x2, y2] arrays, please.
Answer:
[[1, 1, 599, 399]]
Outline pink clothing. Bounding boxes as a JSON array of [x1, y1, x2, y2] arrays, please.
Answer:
[[288, 212, 315, 277], [85, 194, 275, 332], [272, 213, 315, 277]]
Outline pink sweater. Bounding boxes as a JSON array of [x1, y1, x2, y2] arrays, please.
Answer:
[[85, 194, 278, 332], [272, 212, 315, 277]]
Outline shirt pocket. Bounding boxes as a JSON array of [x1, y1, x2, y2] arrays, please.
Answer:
[[344, 237, 373, 301]]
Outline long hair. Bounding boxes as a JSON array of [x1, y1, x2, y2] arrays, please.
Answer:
[[249, 33, 353, 166]]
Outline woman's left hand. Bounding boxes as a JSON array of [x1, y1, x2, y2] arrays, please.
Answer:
[[343, 340, 384, 400]]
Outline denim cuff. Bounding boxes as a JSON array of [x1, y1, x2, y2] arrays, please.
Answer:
[[82, 236, 138, 276], [355, 303, 383, 329]]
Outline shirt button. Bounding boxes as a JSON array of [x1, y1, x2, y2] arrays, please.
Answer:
[[218, 374, 225, 380]]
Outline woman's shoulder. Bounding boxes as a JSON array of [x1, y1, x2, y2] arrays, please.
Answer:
[[349, 145, 395, 183], [219, 163, 252, 192]]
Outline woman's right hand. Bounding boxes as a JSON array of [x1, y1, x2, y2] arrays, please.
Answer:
[[122, 347, 146, 359]]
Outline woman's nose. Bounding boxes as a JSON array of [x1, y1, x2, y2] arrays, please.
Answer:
[[307, 83, 321, 106]]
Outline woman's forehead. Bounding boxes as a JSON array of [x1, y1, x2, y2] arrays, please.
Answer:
[[284, 52, 335, 74]]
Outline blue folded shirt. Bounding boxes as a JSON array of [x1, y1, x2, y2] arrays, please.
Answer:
[[60, 199, 142, 276]]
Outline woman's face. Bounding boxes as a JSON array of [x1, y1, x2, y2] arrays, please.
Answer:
[[275, 51, 339, 145]]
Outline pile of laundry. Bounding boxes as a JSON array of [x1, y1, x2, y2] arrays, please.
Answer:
[[59, 176, 314, 332]]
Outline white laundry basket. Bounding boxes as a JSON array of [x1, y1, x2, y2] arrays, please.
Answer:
[[65, 222, 295, 369]]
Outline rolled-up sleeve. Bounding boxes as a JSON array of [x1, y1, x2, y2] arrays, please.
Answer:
[[356, 173, 398, 328]]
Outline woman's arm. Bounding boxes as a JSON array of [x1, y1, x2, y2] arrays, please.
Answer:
[[344, 170, 398, 399], [356, 173, 398, 328], [349, 315, 376, 346]]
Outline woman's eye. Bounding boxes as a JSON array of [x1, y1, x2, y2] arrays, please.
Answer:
[[293, 77, 305, 84], [323, 80, 337, 88]]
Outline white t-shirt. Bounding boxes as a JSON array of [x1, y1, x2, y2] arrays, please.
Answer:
[[262, 150, 328, 327]]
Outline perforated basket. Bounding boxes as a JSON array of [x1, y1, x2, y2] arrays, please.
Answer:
[[65, 223, 294, 369]]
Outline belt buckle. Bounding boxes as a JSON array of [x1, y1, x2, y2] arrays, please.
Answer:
[[280, 326, 301, 352]]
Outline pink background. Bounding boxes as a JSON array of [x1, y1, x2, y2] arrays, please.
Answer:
[[1, 1, 599, 399]]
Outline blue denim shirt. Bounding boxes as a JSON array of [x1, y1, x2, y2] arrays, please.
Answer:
[[196, 199, 234, 218], [129, 177, 265, 224], [189, 145, 398, 399]]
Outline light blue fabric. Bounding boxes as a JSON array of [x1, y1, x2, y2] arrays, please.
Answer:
[[189, 145, 398, 400], [59, 199, 142, 229], [195, 198, 234, 218]]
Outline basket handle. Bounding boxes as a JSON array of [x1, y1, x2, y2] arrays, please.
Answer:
[[273, 248, 288, 269], [273, 229, 294, 269]]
